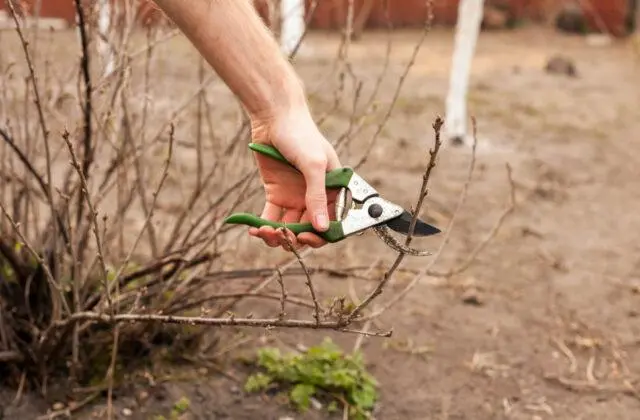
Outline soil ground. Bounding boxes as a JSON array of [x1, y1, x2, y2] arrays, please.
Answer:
[[2, 24, 640, 420]]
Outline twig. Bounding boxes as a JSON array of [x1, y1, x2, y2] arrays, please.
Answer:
[[276, 268, 287, 319], [0, 201, 70, 316], [53, 311, 391, 337], [62, 129, 112, 313], [83, 253, 215, 311], [543, 374, 640, 401], [362, 119, 516, 320], [166, 291, 316, 315], [121, 75, 161, 259], [346, 115, 444, 322], [586, 351, 597, 383], [372, 225, 433, 256], [352, 320, 373, 352], [73, 0, 95, 226], [279, 228, 322, 325], [340, 327, 391, 338], [106, 325, 119, 420], [4, 0, 56, 233], [0, 350, 23, 363], [552, 337, 578, 374], [106, 123, 175, 304], [406, 116, 444, 245], [195, 264, 425, 283], [13, 370, 26, 404], [369, 163, 515, 320], [360, 117, 479, 320], [35, 391, 101, 420]]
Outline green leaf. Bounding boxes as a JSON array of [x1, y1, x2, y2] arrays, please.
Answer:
[[247, 338, 378, 419], [256, 347, 282, 371], [173, 397, 190, 413], [351, 382, 377, 409], [327, 401, 338, 412], [244, 372, 272, 393], [1, 264, 15, 282], [290, 383, 315, 411]]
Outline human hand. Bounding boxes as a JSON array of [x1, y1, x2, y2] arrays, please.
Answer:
[[249, 107, 342, 250]]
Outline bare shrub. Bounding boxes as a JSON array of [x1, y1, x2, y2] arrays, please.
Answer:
[[0, 0, 514, 415]]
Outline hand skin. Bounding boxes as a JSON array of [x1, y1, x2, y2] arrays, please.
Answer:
[[152, 0, 341, 249]]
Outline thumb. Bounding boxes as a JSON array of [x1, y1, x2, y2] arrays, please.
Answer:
[[301, 160, 330, 232]]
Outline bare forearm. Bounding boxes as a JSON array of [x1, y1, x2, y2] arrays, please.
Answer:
[[153, 0, 308, 120]]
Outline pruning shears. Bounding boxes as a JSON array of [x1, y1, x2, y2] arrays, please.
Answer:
[[223, 143, 441, 245]]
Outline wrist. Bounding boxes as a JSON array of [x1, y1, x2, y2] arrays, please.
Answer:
[[247, 70, 310, 124], [250, 100, 320, 152]]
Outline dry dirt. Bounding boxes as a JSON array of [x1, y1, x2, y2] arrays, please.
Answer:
[[2, 23, 640, 420]]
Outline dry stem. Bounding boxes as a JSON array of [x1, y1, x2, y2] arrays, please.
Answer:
[[346, 115, 444, 322]]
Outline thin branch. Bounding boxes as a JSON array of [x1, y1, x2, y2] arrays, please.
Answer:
[[53, 311, 392, 337], [363, 122, 517, 320], [73, 0, 95, 225], [211, 247, 315, 317], [405, 115, 444, 245], [106, 123, 175, 304], [0, 128, 48, 207], [361, 117, 480, 320], [279, 228, 322, 325], [4, 0, 63, 279], [347, 115, 444, 322], [166, 291, 317, 315], [0, 200, 70, 316], [105, 325, 119, 420], [0, 350, 23, 363], [276, 268, 287, 319], [62, 129, 112, 314]]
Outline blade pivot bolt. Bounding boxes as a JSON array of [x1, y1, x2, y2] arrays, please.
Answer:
[[368, 203, 383, 218]]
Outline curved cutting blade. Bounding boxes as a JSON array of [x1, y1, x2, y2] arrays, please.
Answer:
[[384, 210, 441, 237]]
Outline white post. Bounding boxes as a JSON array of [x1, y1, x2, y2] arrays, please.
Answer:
[[445, 0, 484, 146], [97, 0, 115, 77], [280, 0, 305, 56]]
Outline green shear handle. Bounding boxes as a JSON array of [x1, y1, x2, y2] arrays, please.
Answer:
[[223, 143, 354, 243]]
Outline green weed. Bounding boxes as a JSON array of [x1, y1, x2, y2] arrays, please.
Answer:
[[244, 338, 378, 419]]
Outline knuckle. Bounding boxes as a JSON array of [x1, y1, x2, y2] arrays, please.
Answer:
[[304, 156, 327, 172], [306, 190, 326, 205]]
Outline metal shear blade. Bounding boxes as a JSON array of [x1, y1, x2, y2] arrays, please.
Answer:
[[334, 176, 441, 237]]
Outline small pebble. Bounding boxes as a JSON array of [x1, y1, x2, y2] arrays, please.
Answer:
[[630, 279, 640, 294], [137, 390, 149, 402], [122, 408, 133, 417], [545, 54, 577, 77], [310, 397, 323, 410], [461, 287, 483, 306]]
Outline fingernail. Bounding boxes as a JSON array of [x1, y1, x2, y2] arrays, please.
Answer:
[[316, 214, 329, 230]]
